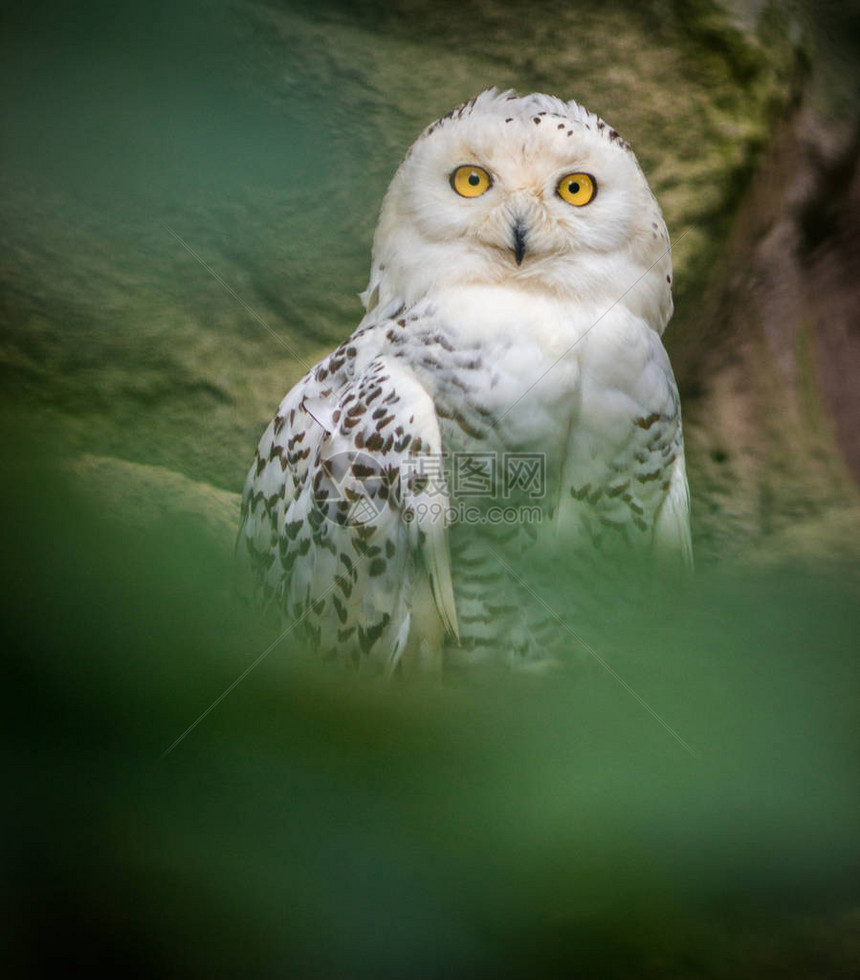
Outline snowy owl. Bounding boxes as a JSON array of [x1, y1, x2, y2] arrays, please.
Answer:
[[238, 89, 691, 674]]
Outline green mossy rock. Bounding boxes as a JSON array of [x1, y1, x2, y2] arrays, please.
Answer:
[[9, 0, 847, 565]]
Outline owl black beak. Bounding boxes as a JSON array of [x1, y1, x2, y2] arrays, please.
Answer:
[[512, 220, 527, 266]]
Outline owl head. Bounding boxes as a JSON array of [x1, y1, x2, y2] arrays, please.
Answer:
[[364, 89, 673, 333]]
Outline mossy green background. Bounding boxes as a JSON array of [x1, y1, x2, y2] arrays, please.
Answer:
[[3, 1, 859, 975], [0, 0, 798, 495]]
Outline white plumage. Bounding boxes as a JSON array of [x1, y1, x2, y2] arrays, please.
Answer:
[[238, 89, 691, 674]]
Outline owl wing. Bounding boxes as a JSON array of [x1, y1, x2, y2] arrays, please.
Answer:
[[238, 350, 458, 674], [556, 322, 692, 567], [653, 451, 693, 568]]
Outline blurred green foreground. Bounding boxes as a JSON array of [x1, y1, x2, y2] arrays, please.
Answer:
[[3, 434, 858, 978]]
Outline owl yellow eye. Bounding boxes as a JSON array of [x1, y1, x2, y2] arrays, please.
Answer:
[[450, 165, 492, 198], [557, 172, 596, 206]]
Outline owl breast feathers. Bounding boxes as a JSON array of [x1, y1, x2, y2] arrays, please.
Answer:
[[238, 89, 691, 675]]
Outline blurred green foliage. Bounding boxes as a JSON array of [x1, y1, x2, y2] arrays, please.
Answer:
[[3, 421, 859, 976]]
